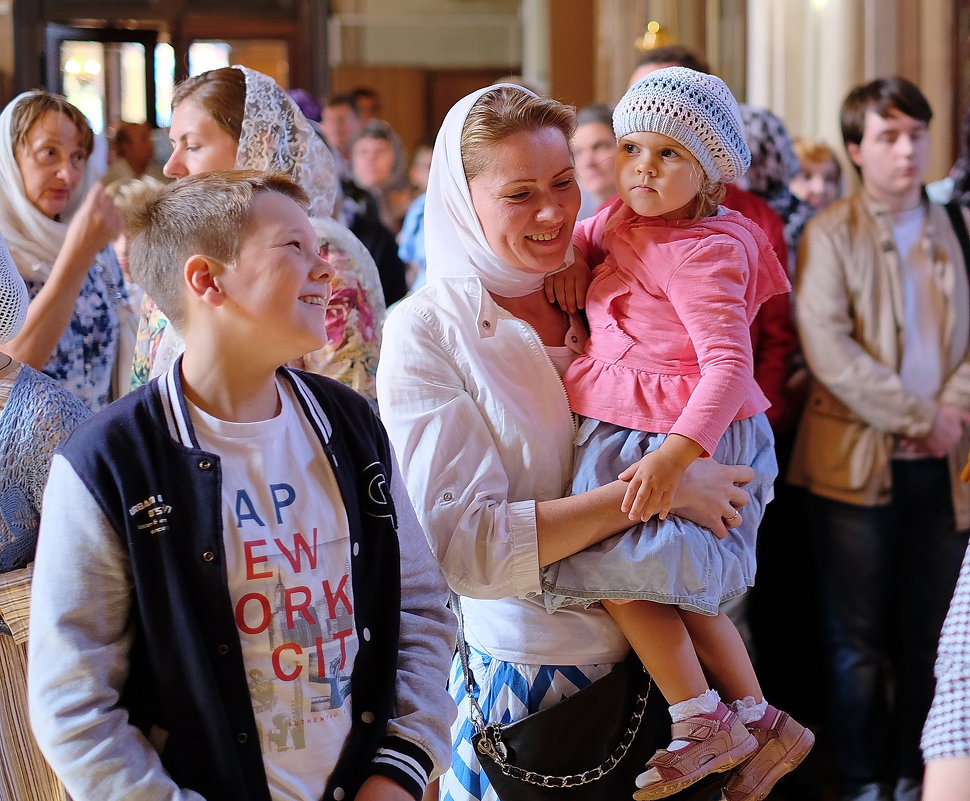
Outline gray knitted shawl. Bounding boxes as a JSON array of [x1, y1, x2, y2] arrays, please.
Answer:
[[0, 364, 90, 573]]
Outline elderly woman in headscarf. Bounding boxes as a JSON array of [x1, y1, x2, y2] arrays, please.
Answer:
[[0, 230, 90, 801], [132, 66, 384, 404], [0, 91, 128, 410]]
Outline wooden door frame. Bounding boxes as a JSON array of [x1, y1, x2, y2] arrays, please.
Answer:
[[44, 24, 159, 127]]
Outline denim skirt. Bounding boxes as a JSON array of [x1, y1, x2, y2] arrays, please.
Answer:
[[541, 413, 777, 615]]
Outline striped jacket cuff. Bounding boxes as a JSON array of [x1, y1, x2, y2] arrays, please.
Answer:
[[370, 736, 434, 801]]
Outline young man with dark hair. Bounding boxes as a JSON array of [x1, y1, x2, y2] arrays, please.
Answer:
[[791, 76, 970, 801]]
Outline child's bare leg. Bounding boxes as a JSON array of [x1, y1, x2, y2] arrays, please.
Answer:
[[602, 599, 707, 703], [680, 609, 762, 704], [604, 600, 757, 800], [682, 609, 815, 801]]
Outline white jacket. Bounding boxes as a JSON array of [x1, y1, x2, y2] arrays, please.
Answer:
[[377, 277, 629, 665]]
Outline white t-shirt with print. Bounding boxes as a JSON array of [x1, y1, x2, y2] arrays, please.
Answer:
[[189, 379, 356, 801]]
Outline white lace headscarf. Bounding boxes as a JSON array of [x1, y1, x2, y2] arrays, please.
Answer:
[[234, 66, 338, 220], [424, 84, 573, 298], [150, 67, 383, 382], [0, 231, 28, 343], [0, 92, 98, 283]]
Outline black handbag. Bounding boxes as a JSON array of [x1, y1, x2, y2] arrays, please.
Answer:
[[454, 595, 728, 801]]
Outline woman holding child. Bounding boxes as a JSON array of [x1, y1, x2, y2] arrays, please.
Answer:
[[376, 83, 758, 801]]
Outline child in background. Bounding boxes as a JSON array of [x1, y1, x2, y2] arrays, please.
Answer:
[[398, 143, 433, 293], [789, 137, 842, 212], [28, 171, 456, 801], [103, 175, 165, 394], [542, 67, 813, 801]]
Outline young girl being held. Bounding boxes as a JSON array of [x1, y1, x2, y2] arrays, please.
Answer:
[[541, 67, 813, 801]]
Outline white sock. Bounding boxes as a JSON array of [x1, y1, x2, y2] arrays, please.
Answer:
[[729, 695, 768, 726], [635, 689, 721, 789], [668, 689, 721, 749]]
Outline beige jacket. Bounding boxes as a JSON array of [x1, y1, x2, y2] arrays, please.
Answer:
[[789, 190, 970, 529]]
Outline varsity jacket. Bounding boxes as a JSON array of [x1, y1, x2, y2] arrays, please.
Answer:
[[28, 362, 456, 801]]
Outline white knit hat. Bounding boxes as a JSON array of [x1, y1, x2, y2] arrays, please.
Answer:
[[613, 66, 750, 184]]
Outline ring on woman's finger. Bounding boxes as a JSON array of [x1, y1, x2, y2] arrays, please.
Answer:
[[724, 510, 742, 524]]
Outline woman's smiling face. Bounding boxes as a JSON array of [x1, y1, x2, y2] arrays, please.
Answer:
[[468, 126, 580, 276]]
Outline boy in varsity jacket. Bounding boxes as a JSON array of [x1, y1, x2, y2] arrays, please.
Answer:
[[28, 171, 457, 801]]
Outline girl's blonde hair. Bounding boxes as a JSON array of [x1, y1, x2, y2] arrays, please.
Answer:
[[691, 175, 726, 221]]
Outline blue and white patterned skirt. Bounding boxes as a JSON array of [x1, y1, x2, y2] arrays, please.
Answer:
[[439, 647, 616, 801], [541, 413, 777, 615]]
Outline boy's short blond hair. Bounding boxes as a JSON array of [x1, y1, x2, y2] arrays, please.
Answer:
[[127, 170, 308, 330], [104, 176, 165, 220]]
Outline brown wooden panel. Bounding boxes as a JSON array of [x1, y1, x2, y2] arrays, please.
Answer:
[[426, 68, 510, 139], [44, 0, 166, 16], [331, 66, 509, 168], [549, 0, 595, 107], [332, 65, 428, 163]]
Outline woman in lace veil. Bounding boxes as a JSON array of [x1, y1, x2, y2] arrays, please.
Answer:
[[0, 230, 90, 801], [0, 91, 129, 410], [132, 66, 384, 404]]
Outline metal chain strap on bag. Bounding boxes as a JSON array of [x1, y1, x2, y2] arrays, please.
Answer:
[[468, 665, 652, 788], [453, 592, 654, 793]]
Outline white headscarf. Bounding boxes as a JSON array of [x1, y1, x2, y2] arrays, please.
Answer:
[[0, 231, 28, 343], [424, 84, 571, 298], [234, 66, 339, 220], [0, 92, 98, 282]]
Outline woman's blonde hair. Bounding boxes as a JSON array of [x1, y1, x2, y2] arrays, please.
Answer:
[[460, 86, 577, 184], [10, 92, 94, 158]]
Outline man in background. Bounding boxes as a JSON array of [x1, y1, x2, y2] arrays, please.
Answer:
[[791, 76, 970, 801]]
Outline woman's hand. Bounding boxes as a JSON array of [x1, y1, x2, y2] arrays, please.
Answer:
[[60, 183, 125, 270], [668, 458, 753, 539], [536, 457, 753, 567], [4, 183, 125, 370]]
